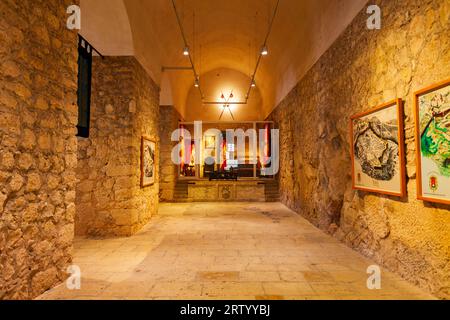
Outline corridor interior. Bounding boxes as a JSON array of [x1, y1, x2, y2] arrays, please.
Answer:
[[0, 0, 449, 301]]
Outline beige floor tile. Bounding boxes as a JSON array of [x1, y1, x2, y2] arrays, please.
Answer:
[[147, 282, 203, 297], [36, 202, 436, 300], [255, 295, 285, 300], [309, 282, 359, 296], [240, 272, 281, 282], [201, 282, 265, 297], [196, 271, 240, 281], [263, 282, 315, 295]]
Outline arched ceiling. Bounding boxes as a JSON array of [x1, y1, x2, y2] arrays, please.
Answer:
[[81, 0, 368, 119], [185, 68, 263, 122], [79, 0, 134, 56]]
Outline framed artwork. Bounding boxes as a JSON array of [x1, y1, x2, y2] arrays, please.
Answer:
[[350, 99, 406, 197], [140, 136, 156, 188], [205, 135, 216, 149], [414, 79, 450, 205]]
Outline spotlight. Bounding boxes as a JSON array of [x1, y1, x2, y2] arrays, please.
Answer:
[[183, 46, 190, 56], [194, 78, 199, 87], [261, 45, 268, 56], [251, 80, 256, 87]]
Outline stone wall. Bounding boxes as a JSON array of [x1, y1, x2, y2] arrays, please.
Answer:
[[76, 57, 160, 237], [268, 0, 450, 299], [159, 105, 182, 202], [0, 0, 79, 299]]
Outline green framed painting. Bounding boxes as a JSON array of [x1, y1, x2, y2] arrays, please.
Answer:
[[414, 79, 450, 205]]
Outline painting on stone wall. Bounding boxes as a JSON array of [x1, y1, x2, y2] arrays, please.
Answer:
[[350, 99, 406, 197], [141, 136, 156, 188], [414, 79, 450, 205]]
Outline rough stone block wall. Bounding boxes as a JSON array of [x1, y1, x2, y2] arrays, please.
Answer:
[[159, 105, 182, 202], [268, 0, 450, 299], [0, 0, 79, 299], [75, 57, 160, 237]]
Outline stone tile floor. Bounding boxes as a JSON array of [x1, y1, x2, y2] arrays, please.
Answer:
[[37, 202, 435, 300]]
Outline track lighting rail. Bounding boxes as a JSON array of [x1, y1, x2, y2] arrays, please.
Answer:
[[170, 0, 280, 106]]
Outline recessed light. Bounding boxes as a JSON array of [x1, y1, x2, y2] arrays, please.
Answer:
[[261, 45, 268, 56]]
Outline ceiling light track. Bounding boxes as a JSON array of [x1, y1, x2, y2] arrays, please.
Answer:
[[171, 0, 205, 99], [245, 0, 280, 101], [161, 66, 193, 72], [202, 101, 248, 105], [170, 0, 280, 106]]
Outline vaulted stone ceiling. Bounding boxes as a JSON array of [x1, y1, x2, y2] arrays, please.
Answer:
[[80, 0, 368, 120]]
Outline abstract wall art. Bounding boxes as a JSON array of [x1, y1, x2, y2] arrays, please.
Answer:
[[414, 79, 450, 205], [141, 136, 156, 188], [350, 99, 406, 197]]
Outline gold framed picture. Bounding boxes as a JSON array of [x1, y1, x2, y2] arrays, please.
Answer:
[[141, 136, 156, 188], [350, 99, 406, 197], [414, 79, 450, 205], [204, 135, 216, 149]]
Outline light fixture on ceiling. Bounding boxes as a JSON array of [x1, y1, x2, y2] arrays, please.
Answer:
[[171, 0, 280, 107], [261, 45, 269, 56], [219, 91, 235, 120], [172, 0, 205, 99]]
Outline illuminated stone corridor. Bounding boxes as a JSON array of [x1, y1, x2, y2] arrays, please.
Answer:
[[1, 0, 448, 302], [37, 203, 434, 300]]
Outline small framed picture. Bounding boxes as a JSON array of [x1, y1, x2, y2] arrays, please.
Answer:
[[141, 136, 156, 188], [204, 135, 216, 149], [414, 79, 450, 205], [350, 99, 406, 197]]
